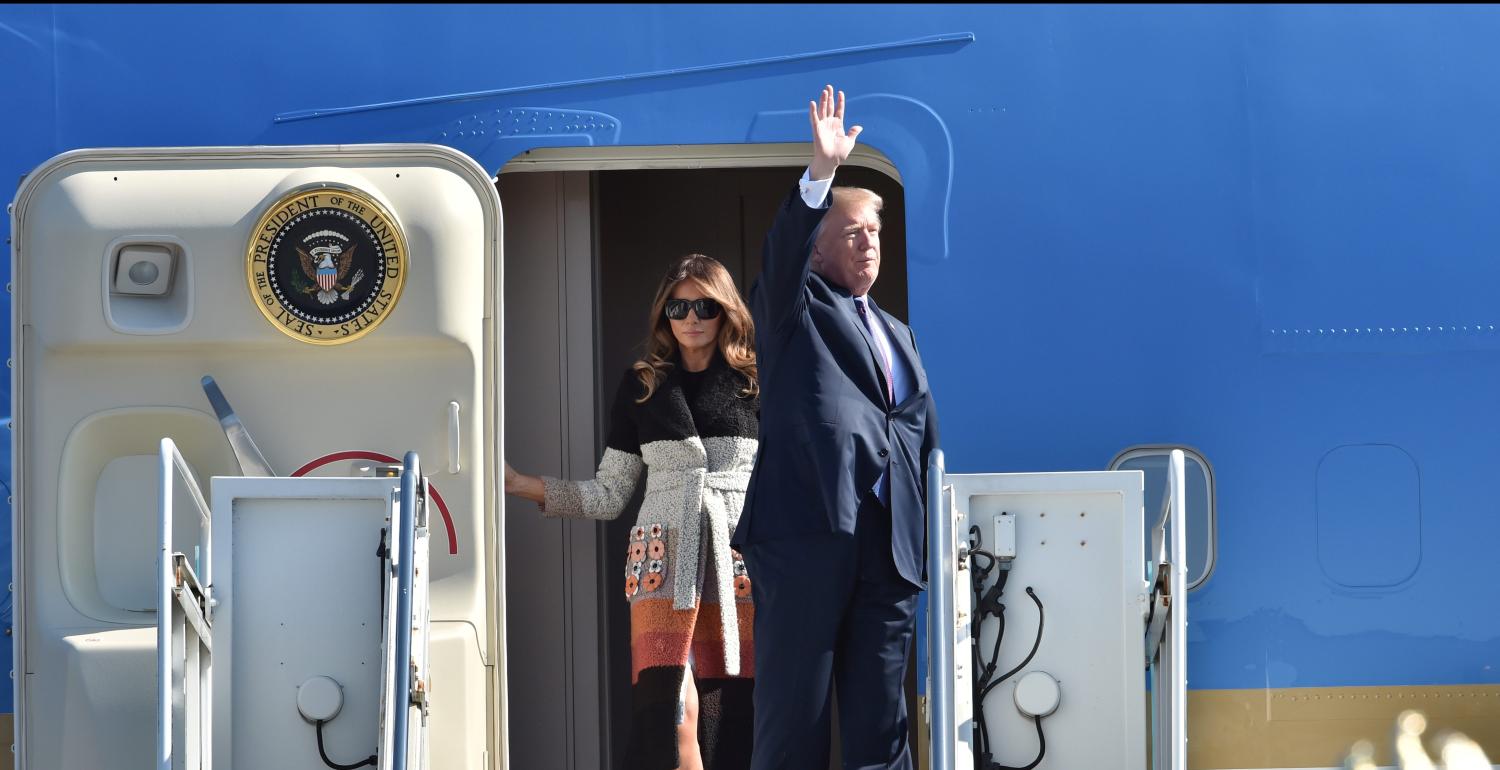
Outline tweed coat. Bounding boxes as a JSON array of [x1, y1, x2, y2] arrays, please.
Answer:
[[541, 353, 759, 769]]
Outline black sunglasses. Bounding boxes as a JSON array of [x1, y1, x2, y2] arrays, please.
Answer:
[[664, 297, 722, 321]]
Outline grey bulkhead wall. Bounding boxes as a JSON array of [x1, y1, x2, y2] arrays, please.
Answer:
[[499, 170, 609, 770]]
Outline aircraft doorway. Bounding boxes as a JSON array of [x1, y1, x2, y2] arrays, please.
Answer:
[[500, 158, 907, 770]]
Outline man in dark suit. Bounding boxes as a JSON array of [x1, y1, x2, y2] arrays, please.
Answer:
[[733, 85, 940, 770]]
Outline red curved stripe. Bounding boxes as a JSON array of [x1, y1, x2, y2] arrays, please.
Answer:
[[290, 450, 459, 555]]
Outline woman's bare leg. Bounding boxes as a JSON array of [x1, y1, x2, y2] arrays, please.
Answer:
[[677, 664, 704, 770]]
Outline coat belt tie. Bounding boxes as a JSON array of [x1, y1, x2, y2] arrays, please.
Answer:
[[645, 467, 750, 676]]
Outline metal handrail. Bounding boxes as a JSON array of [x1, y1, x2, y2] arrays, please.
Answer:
[[1149, 449, 1187, 770], [161, 438, 214, 590], [389, 451, 421, 770], [926, 449, 954, 770], [157, 437, 215, 770]]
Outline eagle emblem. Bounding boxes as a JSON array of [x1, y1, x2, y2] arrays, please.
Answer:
[[247, 185, 407, 345], [296, 230, 365, 305]]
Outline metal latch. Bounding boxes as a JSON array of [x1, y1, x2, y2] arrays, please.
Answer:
[[1143, 561, 1172, 667]]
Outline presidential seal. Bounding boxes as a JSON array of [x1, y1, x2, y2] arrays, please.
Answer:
[[246, 185, 407, 344]]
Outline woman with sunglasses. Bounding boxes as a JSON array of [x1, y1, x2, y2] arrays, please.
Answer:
[[505, 254, 760, 770]]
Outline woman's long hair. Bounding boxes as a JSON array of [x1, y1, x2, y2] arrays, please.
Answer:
[[633, 254, 758, 403]]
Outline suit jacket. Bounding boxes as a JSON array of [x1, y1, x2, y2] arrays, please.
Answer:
[[732, 184, 939, 587]]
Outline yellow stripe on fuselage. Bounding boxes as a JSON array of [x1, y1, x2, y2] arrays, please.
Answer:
[[915, 684, 1500, 770], [1189, 684, 1500, 769]]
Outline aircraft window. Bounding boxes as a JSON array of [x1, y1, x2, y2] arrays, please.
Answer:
[[1109, 446, 1216, 590]]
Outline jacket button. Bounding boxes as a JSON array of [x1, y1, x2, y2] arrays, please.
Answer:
[[878, 449, 889, 458]]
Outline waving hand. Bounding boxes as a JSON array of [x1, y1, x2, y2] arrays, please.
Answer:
[[809, 84, 862, 180]]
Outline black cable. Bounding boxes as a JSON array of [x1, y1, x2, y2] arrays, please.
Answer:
[[983, 602, 1006, 680], [990, 715, 1046, 770], [977, 569, 1008, 617], [974, 595, 1006, 717], [314, 720, 376, 769], [981, 587, 1044, 701], [971, 600, 993, 757], [968, 526, 1009, 760], [376, 527, 389, 622], [976, 570, 1008, 676], [973, 576, 1006, 760], [969, 552, 1010, 689], [975, 673, 991, 758], [967, 523, 1050, 770], [967, 527, 995, 757]]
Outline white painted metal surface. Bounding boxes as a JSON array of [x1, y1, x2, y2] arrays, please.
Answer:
[[930, 465, 1156, 770], [1150, 449, 1189, 770], [954, 470, 1147, 770], [158, 438, 215, 770], [11, 144, 501, 769], [213, 476, 399, 770]]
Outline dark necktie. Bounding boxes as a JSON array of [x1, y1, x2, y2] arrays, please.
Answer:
[[855, 297, 894, 402]]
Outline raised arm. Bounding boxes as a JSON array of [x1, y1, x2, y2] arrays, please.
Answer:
[[752, 85, 864, 331]]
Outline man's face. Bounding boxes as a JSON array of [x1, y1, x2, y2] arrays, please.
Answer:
[[813, 201, 881, 296]]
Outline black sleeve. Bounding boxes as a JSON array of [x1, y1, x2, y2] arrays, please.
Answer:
[[605, 368, 644, 456], [750, 183, 830, 333]]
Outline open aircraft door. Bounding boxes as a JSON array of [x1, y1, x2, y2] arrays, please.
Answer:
[[925, 449, 1189, 770], [12, 145, 502, 770]]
